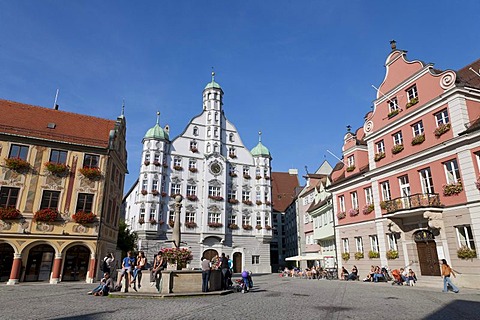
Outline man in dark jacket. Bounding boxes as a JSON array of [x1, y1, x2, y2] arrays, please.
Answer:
[[220, 253, 229, 290]]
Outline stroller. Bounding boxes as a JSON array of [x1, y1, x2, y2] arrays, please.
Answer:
[[391, 269, 404, 285], [235, 271, 253, 293]]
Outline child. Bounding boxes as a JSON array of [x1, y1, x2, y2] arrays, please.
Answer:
[[408, 269, 417, 286]]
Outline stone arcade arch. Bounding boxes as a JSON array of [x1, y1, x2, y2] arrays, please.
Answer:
[[0, 243, 15, 282], [24, 244, 55, 282], [62, 245, 91, 281]]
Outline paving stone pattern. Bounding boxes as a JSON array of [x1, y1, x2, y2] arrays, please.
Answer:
[[1, 275, 480, 320]]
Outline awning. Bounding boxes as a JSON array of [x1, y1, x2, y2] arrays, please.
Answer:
[[285, 255, 303, 261]]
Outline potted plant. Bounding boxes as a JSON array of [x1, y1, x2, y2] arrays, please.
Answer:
[[346, 165, 355, 172], [189, 167, 198, 173], [255, 225, 263, 230], [443, 182, 463, 196], [374, 152, 386, 162], [363, 204, 374, 215], [44, 162, 69, 176], [434, 123, 451, 137], [391, 144, 404, 155], [151, 190, 159, 196], [388, 109, 399, 118], [368, 250, 380, 259], [256, 200, 263, 205], [34, 208, 58, 222], [208, 195, 223, 201], [380, 201, 387, 210], [242, 200, 253, 206], [348, 208, 359, 217], [4, 157, 30, 172], [342, 252, 350, 261], [160, 247, 193, 270], [411, 134, 425, 146], [0, 207, 21, 220], [457, 246, 477, 260], [149, 218, 157, 225], [229, 172, 237, 177], [229, 153, 237, 159], [243, 174, 251, 179], [228, 223, 239, 230], [186, 194, 198, 201], [208, 222, 223, 228], [190, 147, 198, 153], [386, 250, 399, 260], [406, 97, 419, 108], [265, 225, 272, 230], [265, 176, 270, 180], [255, 175, 262, 180], [265, 200, 271, 206], [79, 167, 102, 180], [168, 220, 175, 227], [153, 160, 161, 166], [72, 211, 96, 224], [354, 252, 364, 260], [173, 165, 183, 171], [144, 160, 150, 166], [185, 221, 197, 229], [337, 212, 346, 219], [228, 198, 239, 204], [242, 224, 252, 230], [141, 189, 148, 195]]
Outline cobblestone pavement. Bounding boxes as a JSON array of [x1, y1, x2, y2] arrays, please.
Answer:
[[1, 274, 480, 320]]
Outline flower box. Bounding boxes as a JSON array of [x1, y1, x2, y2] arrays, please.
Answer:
[[5, 157, 30, 172], [229, 153, 237, 159], [391, 144, 404, 154], [405, 97, 419, 108], [229, 172, 237, 177], [228, 198, 239, 204], [374, 152, 386, 162], [72, 211, 96, 224], [388, 109, 399, 118], [368, 250, 380, 259], [138, 218, 145, 224], [380, 201, 387, 210], [348, 208, 359, 217], [141, 189, 148, 195], [151, 190, 159, 196], [265, 225, 272, 230], [153, 160, 161, 166], [0, 207, 21, 220], [208, 195, 224, 201], [386, 250, 399, 260], [255, 225, 262, 230], [434, 123, 451, 137], [342, 252, 350, 261], [79, 167, 102, 180], [173, 165, 183, 171], [265, 200, 271, 206], [185, 221, 197, 229], [189, 167, 198, 173], [190, 147, 198, 153], [242, 224, 253, 230], [161, 192, 168, 197], [44, 162, 69, 176], [256, 200, 263, 205], [186, 194, 198, 201], [265, 176, 270, 180], [411, 134, 425, 146], [168, 220, 175, 227], [346, 165, 355, 172], [457, 246, 477, 260], [149, 218, 157, 225], [170, 193, 181, 198], [363, 204, 374, 215], [443, 182, 463, 196], [208, 222, 223, 228], [354, 252, 364, 260], [255, 175, 262, 180], [160, 247, 193, 266], [242, 200, 253, 206], [34, 208, 58, 222], [144, 160, 150, 166], [337, 212, 346, 219], [228, 223, 239, 230], [159, 220, 165, 225], [243, 174, 251, 179]]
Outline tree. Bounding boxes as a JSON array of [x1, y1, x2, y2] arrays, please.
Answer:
[[117, 219, 137, 257]]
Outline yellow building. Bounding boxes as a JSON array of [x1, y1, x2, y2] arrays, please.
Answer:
[[0, 99, 127, 284]]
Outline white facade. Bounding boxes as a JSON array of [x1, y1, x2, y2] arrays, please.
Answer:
[[123, 74, 273, 273]]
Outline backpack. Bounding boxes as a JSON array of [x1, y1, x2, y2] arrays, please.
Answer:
[[101, 258, 109, 272]]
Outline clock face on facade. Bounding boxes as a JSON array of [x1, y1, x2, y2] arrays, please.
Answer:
[[210, 162, 222, 175]]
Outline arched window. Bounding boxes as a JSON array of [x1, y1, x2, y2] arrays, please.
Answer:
[[206, 143, 211, 153], [213, 143, 219, 153], [229, 133, 234, 142], [207, 112, 212, 123], [193, 126, 199, 136]]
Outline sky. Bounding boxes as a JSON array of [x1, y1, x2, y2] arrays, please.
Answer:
[[1, 0, 479, 192]]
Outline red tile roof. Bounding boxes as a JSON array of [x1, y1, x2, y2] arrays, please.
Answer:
[[0, 99, 116, 148], [271, 171, 300, 212], [457, 58, 480, 89]]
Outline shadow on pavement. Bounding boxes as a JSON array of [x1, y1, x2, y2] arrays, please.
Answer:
[[423, 300, 480, 320], [53, 311, 112, 320]]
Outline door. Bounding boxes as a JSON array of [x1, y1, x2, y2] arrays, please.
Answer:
[[0, 244, 14, 282], [202, 249, 218, 261], [398, 175, 411, 209], [25, 245, 54, 282], [62, 245, 90, 281], [233, 252, 242, 273], [416, 241, 441, 276]]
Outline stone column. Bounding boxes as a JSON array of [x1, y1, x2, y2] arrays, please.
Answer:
[[88, 254, 96, 283], [50, 253, 63, 284], [172, 195, 183, 248], [7, 253, 22, 285]]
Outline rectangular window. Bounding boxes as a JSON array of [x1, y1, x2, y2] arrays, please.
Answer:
[[144, 152, 151, 162], [242, 191, 250, 201], [243, 167, 249, 176], [338, 195, 345, 212], [370, 235, 379, 253], [387, 233, 398, 251], [228, 189, 236, 200], [419, 168, 435, 194], [171, 183, 181, 195], [154, 153, 160, 163], [265, 214, 270, 226], [150, 208, 156, 221], [406, 84, 418, 101], [186, 185, 197, 196], [412, 121, 424, 136], [393, 131, 403, 145], [376, 140, 385, 154], [252, 255, 260, 265], [365, 187, 373, 205], [142, 180, 148, 190], [342, 238, 349, 253], [229, 214, 237, 226], [347, 155, 355, 167], [140, 208, 145, 220], [456, 225, 476, 250], [444, 159, 460, 184], [435, 109, 450, 126], [208, 212, 220, 223], [256, 191, 261, 201], [256, 214, 262, 226], [49, 150, 67, 164], [398, 175, 411, 197], [8, 144, 29, 160], [304, 214, 309, 224], [83, 154, 99, 168], [355, 237, 364, 253], [152, 180, 159, 191], [76, 193, 94, 213], [0, 187, 20, 208], [389, 98, 399, 112], [169, 210, 175, 222], [40, 190, 60, 209], [351, 192, 358, 209], [174, 157, 182, 167], [208, 186, 221, 197], [185, 211, 195, 223], [242, 215, 250, 226], [189, 159, 196, 169], [381, 181, 391, 201]]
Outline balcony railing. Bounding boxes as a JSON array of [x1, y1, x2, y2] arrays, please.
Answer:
[[384, 193, 442, 214]]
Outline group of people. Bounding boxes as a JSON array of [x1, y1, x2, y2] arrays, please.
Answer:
[[281, 266, 334, 279], [201, 253, 234, 292]]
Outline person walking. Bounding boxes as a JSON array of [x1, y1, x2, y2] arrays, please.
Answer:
[[441, 259, 459, 293], [201, 257, 211, 292]]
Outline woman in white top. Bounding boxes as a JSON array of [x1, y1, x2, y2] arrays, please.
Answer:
[[132, 251, 147, 291]]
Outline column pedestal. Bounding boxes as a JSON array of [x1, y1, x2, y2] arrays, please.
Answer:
[[50, 254, 63, 284], [7, 254, 22, 285]]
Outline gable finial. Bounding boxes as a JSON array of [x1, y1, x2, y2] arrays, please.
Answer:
[[346, 125, 351, 132], [156, 111, 160, 125], [258, 131, 262, 143], [121, 99, 125, 117], [211, 67, 215, 82], [390, 39, 397, 50]]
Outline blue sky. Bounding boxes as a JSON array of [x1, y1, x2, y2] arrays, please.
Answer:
[[1, 1, 479, 192]]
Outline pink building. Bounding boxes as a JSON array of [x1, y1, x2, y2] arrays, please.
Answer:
[[329, 41, 480, 287]]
